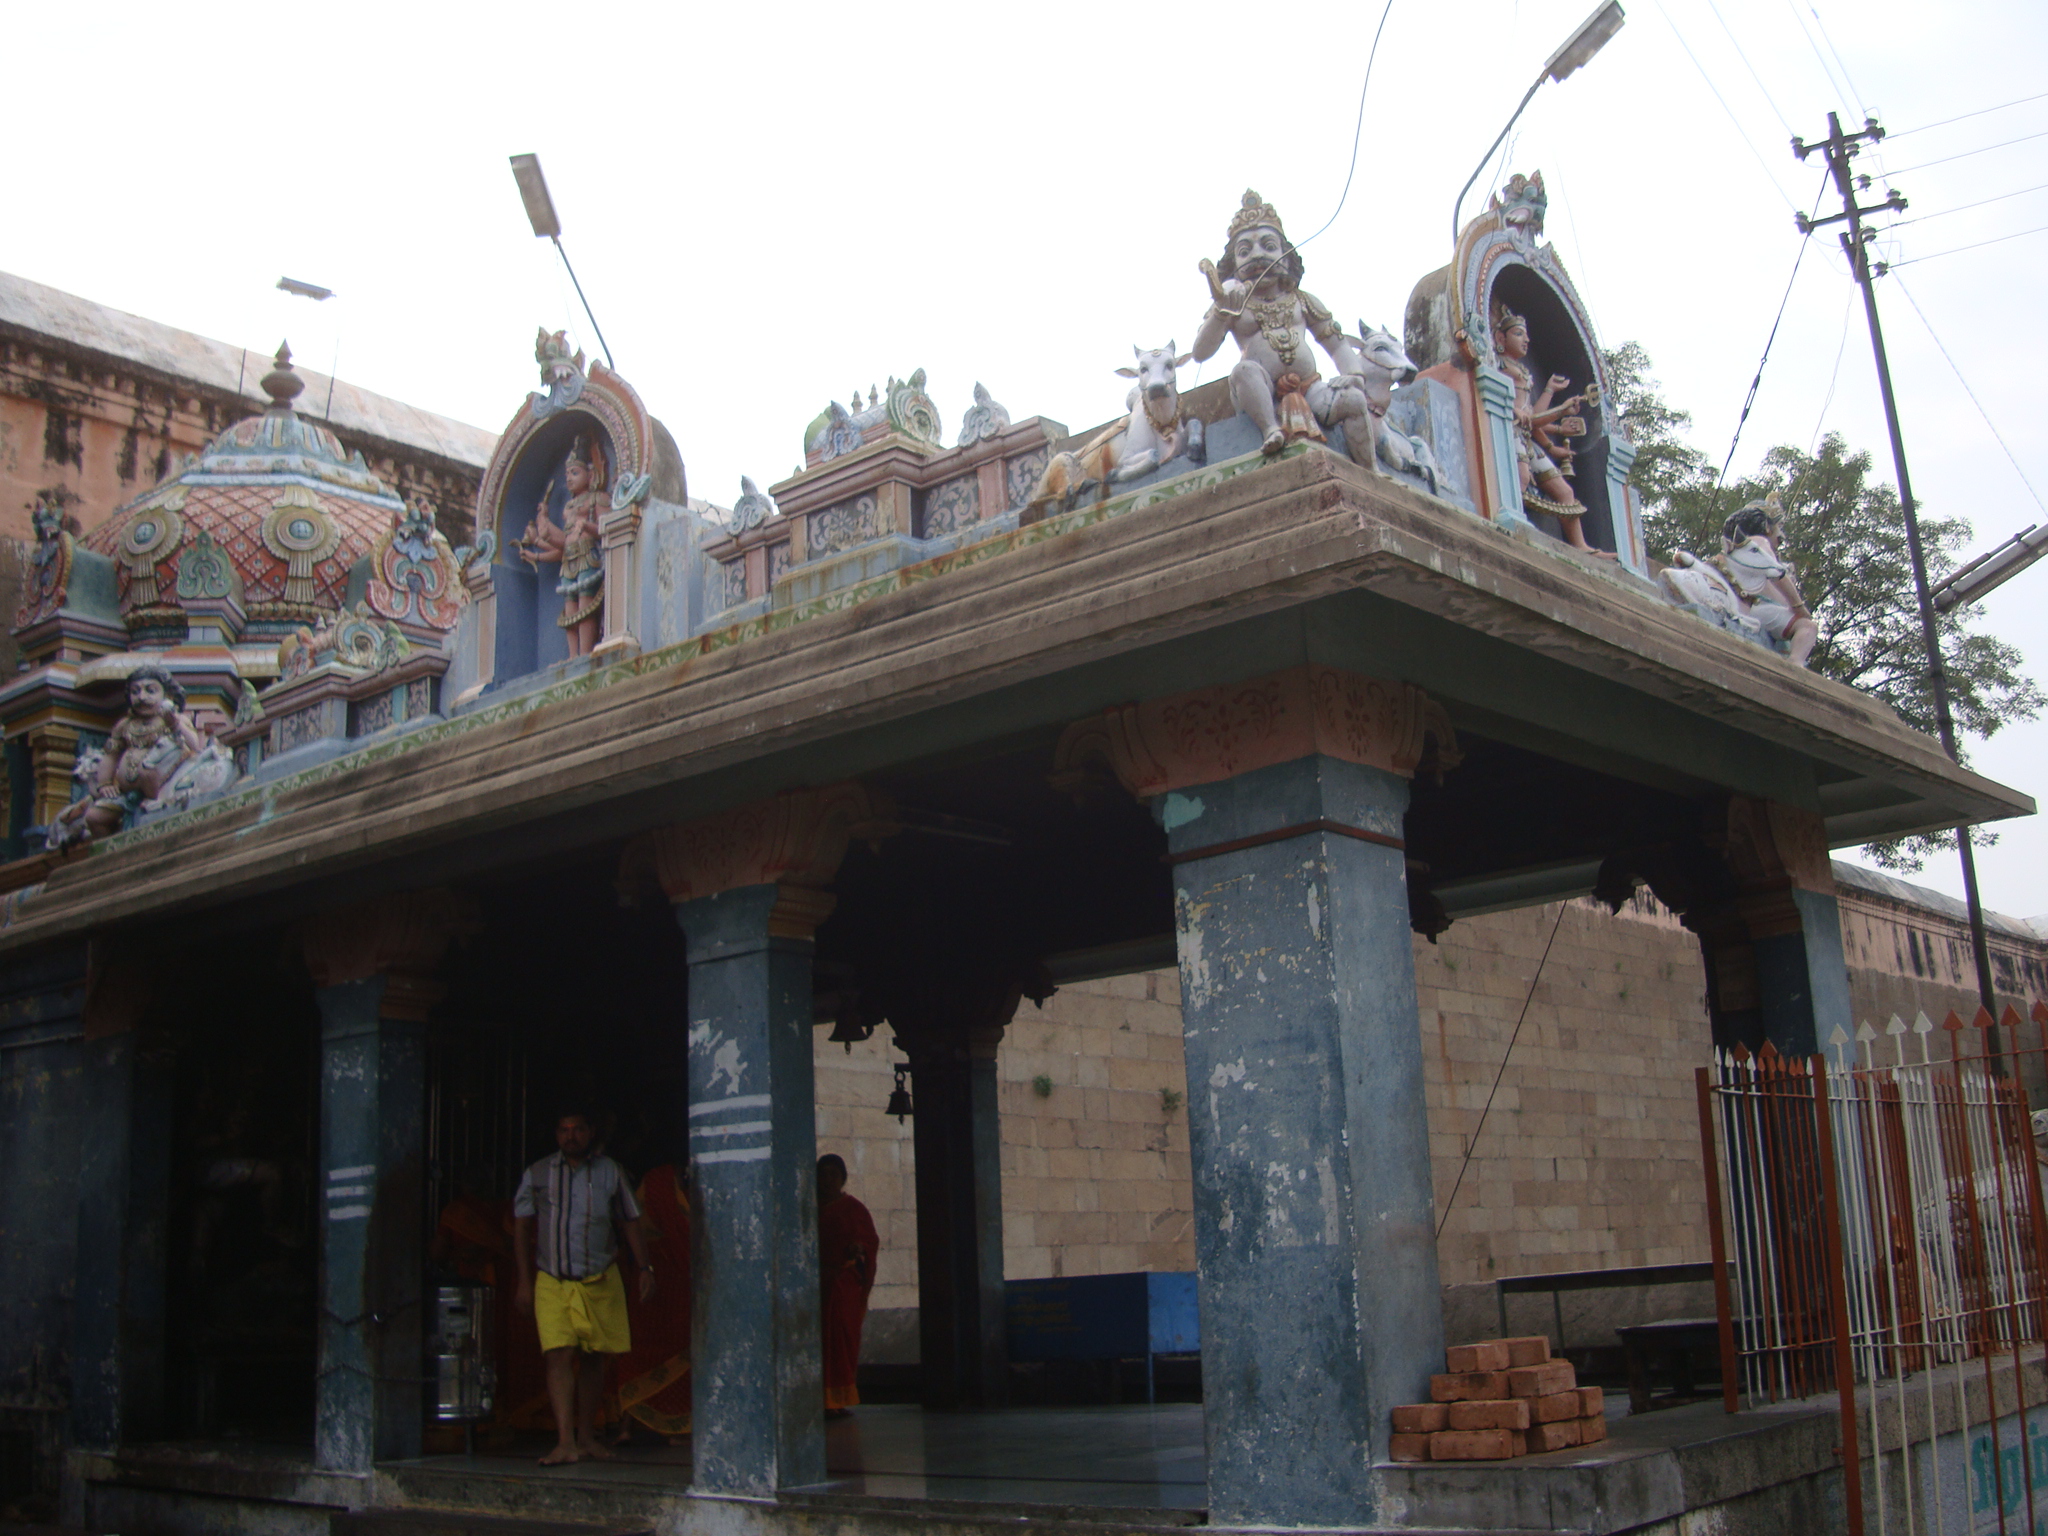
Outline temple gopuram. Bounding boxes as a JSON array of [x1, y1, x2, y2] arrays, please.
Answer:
[[0, 178, 2030, 1535]]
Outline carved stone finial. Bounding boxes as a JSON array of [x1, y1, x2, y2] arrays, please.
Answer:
[[729, 477, 777, 534], [260, 342, 305, 412], [956, 382, 1012, 447]]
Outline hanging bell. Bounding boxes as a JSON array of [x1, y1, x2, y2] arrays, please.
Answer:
[[828, 997, 872, 1052], [885, 1063, 913, 1123]]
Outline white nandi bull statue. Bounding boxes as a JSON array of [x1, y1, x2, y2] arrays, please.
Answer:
[[1024, 344, 1207, 520], [1350, 321, 1442, 495]]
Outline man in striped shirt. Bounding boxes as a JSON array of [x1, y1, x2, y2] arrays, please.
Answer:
[[514, 1111, 655, 1465]]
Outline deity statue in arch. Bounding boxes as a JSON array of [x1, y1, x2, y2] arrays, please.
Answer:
[[1491, 302, 1606, 557], [517, 430, 608, 657]]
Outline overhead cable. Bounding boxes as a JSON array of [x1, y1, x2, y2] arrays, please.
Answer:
[[1892, 277, 2048, 516], [1651, 0, 1800, 212], [1714, 170, 1835, 489], [1884, 128, 2048, 178], [1887, 221, 2048, 268], [1703, 0, 1797, 137], [1885, 179, 2048, 231], [1296, 0, 1398, 252], [1889, 90, 2048, 140]]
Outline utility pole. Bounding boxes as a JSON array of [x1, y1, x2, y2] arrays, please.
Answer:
[[1793, 112, 2001, 1026]]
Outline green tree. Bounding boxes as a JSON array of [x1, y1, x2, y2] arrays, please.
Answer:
[[1605, 346, 2043, 871]]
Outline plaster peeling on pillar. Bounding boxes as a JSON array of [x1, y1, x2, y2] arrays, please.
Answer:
[[1173, 889, 1214, 1006]]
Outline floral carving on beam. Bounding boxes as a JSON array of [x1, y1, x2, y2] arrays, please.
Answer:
[[1051, 665, 1461, 800], [621, 783, 897, 939]]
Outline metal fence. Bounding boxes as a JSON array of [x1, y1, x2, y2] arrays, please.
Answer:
[[1697, 1003, 2048, 1536]]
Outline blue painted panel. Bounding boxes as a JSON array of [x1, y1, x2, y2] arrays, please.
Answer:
[[1004, 1271, 1199, 1360]]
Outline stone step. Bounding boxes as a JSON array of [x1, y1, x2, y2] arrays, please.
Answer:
[[330, 1512, 654, 1536]]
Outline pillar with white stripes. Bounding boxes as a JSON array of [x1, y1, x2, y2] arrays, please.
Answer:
[[302, 892, 472, 1472], [675, 882, 827, 1495], [628, 784, 890, 1497]]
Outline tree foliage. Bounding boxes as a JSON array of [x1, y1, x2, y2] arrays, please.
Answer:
[[1604, 344, 2042, 871]]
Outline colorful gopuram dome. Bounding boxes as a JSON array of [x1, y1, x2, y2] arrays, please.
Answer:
[[84, 344, 421, 634]]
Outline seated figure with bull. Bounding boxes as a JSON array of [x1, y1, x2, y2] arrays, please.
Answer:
[[1023, 344, 1207, 520], [1193, 189, 1376, 463], [1657, 492, 1818, 666]]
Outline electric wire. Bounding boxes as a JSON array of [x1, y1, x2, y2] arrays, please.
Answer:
[[1651, 0, 1802, 213], [1884, 179, 2048, 231], [1884, 128, 2048, 178], [1294, 0, 1398, 253], [1704, 0, 1798, 138], [1888, 90, 2048, 140], [1803, 3, 1873, 117], [1808, 286, 1855, 455], [1435, 901, 1568, 1239], [1891, 276, 2048, 516], [1782, 0, 1858, 117], [1713, 170, 1835, 490], [1887, 222, 2048, 268]]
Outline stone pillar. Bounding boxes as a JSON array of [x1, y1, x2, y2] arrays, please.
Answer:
[[1056, 667, 1460, 1527], [28, 723, 80, 831], [1697, 797, 1851, 1056], [1604, 436, 1644, 574], [1473, 363, 1531, 532], [300, 891, 474, 1472], [895, 1014, 1010, 1411], [631, 783, 893, 1496], [68, 945, 172, 1451], [594, 499, 644, 662]]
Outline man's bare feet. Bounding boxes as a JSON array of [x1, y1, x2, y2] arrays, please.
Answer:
[[539, 1445, 580, 1466], [577, 1440, 618, 1461]]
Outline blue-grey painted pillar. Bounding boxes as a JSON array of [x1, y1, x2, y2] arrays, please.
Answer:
[[902, 1032, 1008, 1410], [1162, 754, 1443, 1527], [313, 973, 430, 1470], [73, 1027, 174, 1450], [676, 883, 825, 1496], [1698, 799, 1851, 1057]]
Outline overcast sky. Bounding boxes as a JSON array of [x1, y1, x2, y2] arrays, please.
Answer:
[[9, 0, 2046, 920]]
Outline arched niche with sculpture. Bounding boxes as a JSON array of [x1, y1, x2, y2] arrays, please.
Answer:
[[1404, 172, 1646, 573], [455, 331, 688, 702]]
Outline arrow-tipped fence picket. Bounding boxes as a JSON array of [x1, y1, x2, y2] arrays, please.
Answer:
[[1696, 1002, 2048, 1536]]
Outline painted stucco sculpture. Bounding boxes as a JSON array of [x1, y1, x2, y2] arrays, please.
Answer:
[[17, 496, 77, 629], [1352, 323, 1441, 493], [1659, 493, 1818, 665], [1025, 345, 1206, 518], [516, 432, 609, 657], [1492, 301, 1602, 554], [1193, 190, 1374, 462], [955, 383, 1012, 447], [531, 329, 588, 418], [366, 498, 466, 632], [46, 665, 203, 848]]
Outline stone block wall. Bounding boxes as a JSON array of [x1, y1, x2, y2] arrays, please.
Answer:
[[814, 870, 2048, 1328]]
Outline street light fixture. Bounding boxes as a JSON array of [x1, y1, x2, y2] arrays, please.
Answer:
[[510, 152, 616, 371], [1450, 1, 1626, 243]]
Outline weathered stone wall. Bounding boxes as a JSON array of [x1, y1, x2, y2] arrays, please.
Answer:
[[816, 867, 2048, 1325]]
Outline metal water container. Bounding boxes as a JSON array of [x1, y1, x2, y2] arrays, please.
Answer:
[[431, 1284, 497, 1422]]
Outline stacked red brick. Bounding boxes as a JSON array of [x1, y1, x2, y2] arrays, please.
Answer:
[[1389, 1337, 1608, 1461]]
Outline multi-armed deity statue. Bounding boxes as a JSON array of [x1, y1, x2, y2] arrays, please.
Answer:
[[516, 432, 608, 657], [1193, 190, 1378, 463], [1491, 302, 1602, 554]]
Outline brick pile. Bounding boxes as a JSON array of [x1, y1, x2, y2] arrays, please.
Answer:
[[1389, 1336, 1607, 1461]]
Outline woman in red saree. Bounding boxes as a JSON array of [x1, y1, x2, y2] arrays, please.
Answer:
[[817, 1154, 879, 1415], [610, 1162, 694, 1439]]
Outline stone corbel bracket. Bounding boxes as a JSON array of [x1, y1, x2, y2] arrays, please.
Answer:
[[1051, 664, 1461, 802], [297, 888, 484, 1014], [619, 782, 898, 939]]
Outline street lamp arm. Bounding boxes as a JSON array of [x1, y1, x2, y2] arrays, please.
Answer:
[[1451, 75, 1547, 246]]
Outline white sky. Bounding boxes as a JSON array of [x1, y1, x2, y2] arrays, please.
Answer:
[[9, 0, 2046, 918]]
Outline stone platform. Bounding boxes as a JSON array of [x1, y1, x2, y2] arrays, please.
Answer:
[[64, 1395, 1865, 1535]]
